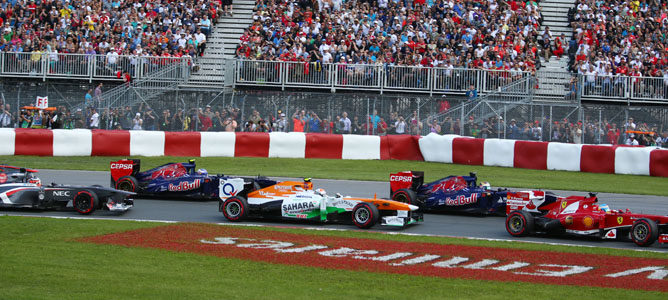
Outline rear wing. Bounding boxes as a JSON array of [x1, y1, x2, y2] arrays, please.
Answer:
[[110, 159, 141, 185], [389, 171, 424, 194]]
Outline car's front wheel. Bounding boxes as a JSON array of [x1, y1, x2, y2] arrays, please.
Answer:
[[352, 202, 380, 229], [631, 218, 659, 247], [222, 196, 248, 222], [74, 190, 98, 215]]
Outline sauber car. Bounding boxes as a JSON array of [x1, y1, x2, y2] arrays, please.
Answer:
[[110, 159, 275, 199], [389, 171, 508, 215], [505, 191, 668, 247], [218, 177, 423, 229], [0, 165, 133, 214]]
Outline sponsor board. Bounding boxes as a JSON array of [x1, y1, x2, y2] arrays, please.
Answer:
[[81, 224, 668, 292]]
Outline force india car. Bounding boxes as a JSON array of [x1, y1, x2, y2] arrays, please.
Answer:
[[219, 177, 423, 229], [0, 165, 134, 214], [389, 171, 508, 215], [505, 191, 668, 247], [110, 159, 275, 199]]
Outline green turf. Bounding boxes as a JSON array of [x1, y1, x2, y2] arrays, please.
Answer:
[[2, 155, 667, 196], [0, 216, 665, 299]]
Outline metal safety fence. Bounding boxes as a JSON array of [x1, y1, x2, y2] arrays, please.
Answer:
[[0, 52, 191, 83]]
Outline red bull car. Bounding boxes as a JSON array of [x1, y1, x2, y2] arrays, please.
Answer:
[[110, 159, 276, 199], [505, 191, 668, 247], [1, 165, 133, 214], [389, 171, 508, 215]]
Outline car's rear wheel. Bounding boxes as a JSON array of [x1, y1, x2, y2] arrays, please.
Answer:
[[222, 196, 248, 222], [506, 210, 534, 237], [352, 202, 380, 229], [116, 176, 139, 193], [391, 188, 419, 206], [631, 218, 659, 247], [74, 190, 98, 215]]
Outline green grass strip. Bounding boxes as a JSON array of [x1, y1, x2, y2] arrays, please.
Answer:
[[0, 216, 665, 299], [2, 155, 667, 196]]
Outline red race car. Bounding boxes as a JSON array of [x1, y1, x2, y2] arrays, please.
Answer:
[[505, 191, 668, 247]]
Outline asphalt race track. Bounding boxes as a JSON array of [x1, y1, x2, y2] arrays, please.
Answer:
[[3, 169, 668, 251]]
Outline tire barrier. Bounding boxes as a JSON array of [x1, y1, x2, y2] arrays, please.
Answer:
[[1, 129, 665, 177]]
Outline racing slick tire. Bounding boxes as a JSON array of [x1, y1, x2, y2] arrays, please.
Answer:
[[391, 188, 421, 207], [115, 176, 139, 193], [73, 190, 98, 215], [222, 196, 248, 222], [352, 202, 380, 229], [631, 218, 659, 247], [506, 210, 534, 237]]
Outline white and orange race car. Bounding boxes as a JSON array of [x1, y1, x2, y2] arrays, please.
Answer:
[[218, 178, 423, 229]]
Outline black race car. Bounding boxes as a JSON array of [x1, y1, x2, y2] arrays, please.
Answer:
[[0, 165, 134, 214]]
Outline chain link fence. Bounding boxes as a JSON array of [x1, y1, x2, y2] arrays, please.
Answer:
[[0, 82, 666, 147]]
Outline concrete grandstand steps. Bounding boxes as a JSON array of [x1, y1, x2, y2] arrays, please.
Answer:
[[539, 0, 573, 40], [181, 0, 255, 89]]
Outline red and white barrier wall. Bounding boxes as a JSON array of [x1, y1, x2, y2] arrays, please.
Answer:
[[1, 129, 666, 177], [418, 133, 668, 177]]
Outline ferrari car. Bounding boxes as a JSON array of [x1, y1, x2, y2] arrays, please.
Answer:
[[110, 159, 276, 199], [505, 191, 668, 247], [389, 171, 508, 215], [218, 177, 423, 229], [1, 165, 134, 214]]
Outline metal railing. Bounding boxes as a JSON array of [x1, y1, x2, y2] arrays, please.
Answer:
[[0, 52, 191, 83], [579, 74, 668, 103], [235, 59, 533, 95]]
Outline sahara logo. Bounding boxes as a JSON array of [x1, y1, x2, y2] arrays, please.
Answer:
[[283, 201, 315, 213], [168, 179, 201, 192]]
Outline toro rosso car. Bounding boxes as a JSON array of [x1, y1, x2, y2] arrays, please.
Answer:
[[389, 171, 508, 215], [110, 159, 275, 199], [219, 177, 423, 229], [0, 165, 133, 214], [505, 191, 668, 247]]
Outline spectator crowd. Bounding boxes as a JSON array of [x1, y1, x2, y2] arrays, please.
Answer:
[[236, 0, 545, 74], [568, 0, 668, 98], [0, 0, 224, 67]]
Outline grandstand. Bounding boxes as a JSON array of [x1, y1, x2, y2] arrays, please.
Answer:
[[0, 0, 665, 147]]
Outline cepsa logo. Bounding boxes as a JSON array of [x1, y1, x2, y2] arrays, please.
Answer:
[[390, 175, 412, 182], [111, 163, 133, 170], [168, 179, 201, 192]]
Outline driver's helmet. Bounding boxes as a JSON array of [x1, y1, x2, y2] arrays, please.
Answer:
[[315, 188, 326, 196], [599, 203, 610, 213], [196, 168, 208, 176], [28, 177, 41, 187], [303, 178, 313, 190], [479, 181, 491, 191]]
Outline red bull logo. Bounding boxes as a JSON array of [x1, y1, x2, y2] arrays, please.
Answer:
[[445, 194, 478, 206], [430, 177, 467, 193], [168, 179, 201, 192], [151, 164, 187, 180]]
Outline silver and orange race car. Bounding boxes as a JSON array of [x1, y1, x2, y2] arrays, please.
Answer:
[[218, 178, 423, 229]]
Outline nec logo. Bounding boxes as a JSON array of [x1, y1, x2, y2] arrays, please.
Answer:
[[52, 190, 70, 197], [390, 175, 412, 182], [111, 163, 133, 170]]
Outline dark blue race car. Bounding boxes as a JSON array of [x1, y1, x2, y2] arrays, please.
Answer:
[[110, 159, 276, 200], [389, 171, 508, 215]]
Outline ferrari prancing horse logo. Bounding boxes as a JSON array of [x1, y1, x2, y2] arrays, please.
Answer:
[[617, 216, 623, 224], [561, 201, 567, 209]]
